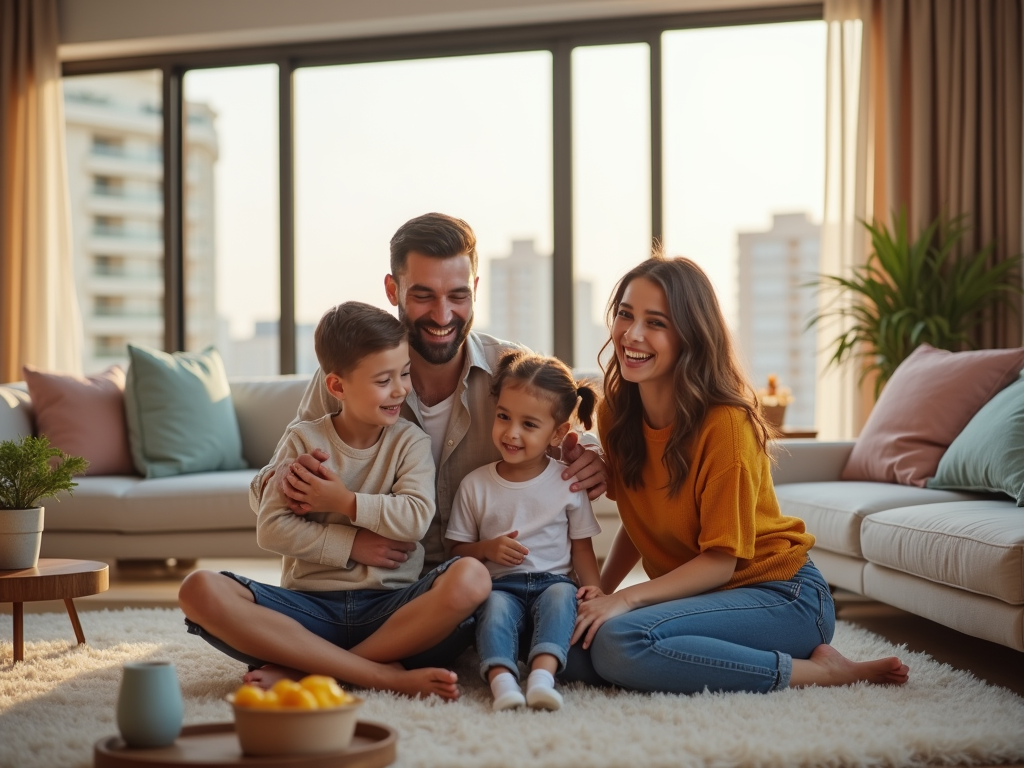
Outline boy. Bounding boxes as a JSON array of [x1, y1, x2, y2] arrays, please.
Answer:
[[179, 302, 490, 699]]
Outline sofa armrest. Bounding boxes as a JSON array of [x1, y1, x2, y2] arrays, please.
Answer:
[[770, 440, 855, 485]]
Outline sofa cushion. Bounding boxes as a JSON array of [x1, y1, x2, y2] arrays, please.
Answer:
[[124, 345, 248, 478], [774, 481, 980, 557], [840, 344, 1024, 487], [22, 365, 135, 476], [44, 471, 258, 533], [928, 374, 1024, 504], [230, 375, 311, 468], [860, 501, 1024, 605]]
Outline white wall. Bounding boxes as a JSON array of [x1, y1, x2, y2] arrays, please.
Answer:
[[58, 0, 794, 60]]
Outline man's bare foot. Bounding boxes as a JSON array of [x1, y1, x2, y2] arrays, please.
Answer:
[[382, 667, 460, 701], [790, 644, 910, 688], [243, 664, 305, 689]]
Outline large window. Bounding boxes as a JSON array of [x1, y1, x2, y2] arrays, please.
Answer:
[[61, 8, 825, 424], [572, 43, 651, 376], [663, 22, 825, 427], [63, 71, 164, 374], [295, 52, 552, 371], [183, 65, 280, 376]]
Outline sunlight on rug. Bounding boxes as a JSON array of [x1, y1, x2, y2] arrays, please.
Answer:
[[1, 609, 1022, 768]]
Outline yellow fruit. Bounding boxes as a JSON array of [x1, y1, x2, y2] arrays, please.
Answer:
[[299, 675, 347, 708], [270, 679, 303, 697], [278, 686, 319, 709], [257, 690, 280, 709], [232, 685, 266, 708]]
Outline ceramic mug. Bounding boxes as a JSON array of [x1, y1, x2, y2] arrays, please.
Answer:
[[116, 661, 184, 748]]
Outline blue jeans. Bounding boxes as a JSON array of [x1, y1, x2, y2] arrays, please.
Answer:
[[185, 557, 474, 670], [476, 572, 577, 682], [574, 561, 835, 694]]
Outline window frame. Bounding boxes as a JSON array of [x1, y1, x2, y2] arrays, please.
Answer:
[[61, 3, 822, 372]]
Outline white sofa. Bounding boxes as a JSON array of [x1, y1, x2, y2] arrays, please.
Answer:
[[0, 376, 312, 562], [0, 374, 622, 565], [772, 439, 1024, 652]]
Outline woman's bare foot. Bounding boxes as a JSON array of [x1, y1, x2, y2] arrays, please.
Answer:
[[381, 667, 460, 701], [790, 644, 910, 688], [243, 664, 305, 689]]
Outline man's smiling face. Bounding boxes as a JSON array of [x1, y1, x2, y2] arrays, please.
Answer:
[[386, 251, 478, 365]]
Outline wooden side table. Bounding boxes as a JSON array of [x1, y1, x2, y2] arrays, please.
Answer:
[[780, 427, 818, 439], [0, 558, 109, 662]]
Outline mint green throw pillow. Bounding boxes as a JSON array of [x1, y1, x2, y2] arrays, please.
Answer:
[[124, 345, 248, 478], [927, 373, 1024, 504]]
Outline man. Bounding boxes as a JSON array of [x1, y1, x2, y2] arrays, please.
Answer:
[[252, 212, 608, 575]]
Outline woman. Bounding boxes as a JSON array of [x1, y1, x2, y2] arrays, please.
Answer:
[[571, 254, 909, 694]]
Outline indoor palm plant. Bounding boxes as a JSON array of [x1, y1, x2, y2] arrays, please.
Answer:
[[808, 210, 1024, 398], [0, 435, 88, 569]]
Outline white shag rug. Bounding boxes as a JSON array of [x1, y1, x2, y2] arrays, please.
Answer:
[[1, 608, 1023, 768]]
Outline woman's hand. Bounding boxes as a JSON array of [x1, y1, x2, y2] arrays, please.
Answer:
[[576, 585, 604, 603], [571, 591, 631, 650]]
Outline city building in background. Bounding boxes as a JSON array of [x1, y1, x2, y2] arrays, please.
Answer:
[[64, 72, 217, 374], [482, 239, 607, 373], [736, 212, 820, 427]]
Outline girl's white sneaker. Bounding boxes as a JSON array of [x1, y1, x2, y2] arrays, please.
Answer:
[[492, 690, 526, 711], [526, 685, 563, 711]]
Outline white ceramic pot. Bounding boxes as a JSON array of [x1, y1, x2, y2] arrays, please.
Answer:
[[0, 507, 43, 570]]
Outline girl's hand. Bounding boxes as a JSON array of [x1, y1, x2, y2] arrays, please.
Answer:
[[482, 531, 529, 566], [576, 585, 604, 603], [571, 591, 631, 649]]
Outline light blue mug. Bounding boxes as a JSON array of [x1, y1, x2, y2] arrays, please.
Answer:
[[117, 661, 184, 748]]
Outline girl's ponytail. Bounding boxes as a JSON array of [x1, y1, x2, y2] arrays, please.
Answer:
[[574, 381, 599, 431]]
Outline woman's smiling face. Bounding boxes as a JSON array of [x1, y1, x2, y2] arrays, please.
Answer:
[[611, 276, 682, 390]]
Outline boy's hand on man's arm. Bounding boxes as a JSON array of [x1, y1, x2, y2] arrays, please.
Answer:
[[285, 452, 356, 519], [278, 448, 331, 512]]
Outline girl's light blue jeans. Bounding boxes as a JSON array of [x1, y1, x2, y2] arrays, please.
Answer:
[[476, 572, 577, 682], [578, 560, 835, 694]]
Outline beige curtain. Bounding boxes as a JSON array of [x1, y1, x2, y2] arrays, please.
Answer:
[[0, 0, 82, 383], [818, 0, 877, 440], [818, 0, 1024, 438]]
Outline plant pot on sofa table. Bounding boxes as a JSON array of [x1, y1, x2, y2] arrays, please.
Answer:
[[0, 506, 45, 569]]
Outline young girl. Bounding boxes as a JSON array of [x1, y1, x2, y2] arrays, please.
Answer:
[[572, 254, 910, 694], [446, 352, 602, 711]]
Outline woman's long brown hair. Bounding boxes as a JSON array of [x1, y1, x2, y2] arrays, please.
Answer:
[[600, 254, 776, 497]]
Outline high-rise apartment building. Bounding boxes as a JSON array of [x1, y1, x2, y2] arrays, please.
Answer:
[[64, 72, 218, 374], [736, 212, 820, 428], [484, 239, 606, 372]]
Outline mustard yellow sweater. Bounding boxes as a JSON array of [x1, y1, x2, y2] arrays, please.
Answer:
[[599, 403, 813, 589]]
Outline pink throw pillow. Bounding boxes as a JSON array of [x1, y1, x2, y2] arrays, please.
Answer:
[[22, 365, 136, 476], [842, 344, 1024, 486]]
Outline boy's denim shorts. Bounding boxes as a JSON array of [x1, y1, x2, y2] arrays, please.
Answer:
[[186, 556, 471, 669]]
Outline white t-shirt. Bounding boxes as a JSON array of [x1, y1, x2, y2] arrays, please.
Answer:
[[418, 391, 456, 468], [446, 457, 601, 578]]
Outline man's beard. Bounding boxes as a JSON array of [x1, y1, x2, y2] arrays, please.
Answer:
[[398, 306, 473, 365]]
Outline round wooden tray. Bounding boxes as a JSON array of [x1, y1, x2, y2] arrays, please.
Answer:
[[94, 720, 397, 768]]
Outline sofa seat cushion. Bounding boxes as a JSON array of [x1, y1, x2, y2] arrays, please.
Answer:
[[774, 482, 980, 557], [43, 471, 258, 534], [860, 501, 1024, 605]]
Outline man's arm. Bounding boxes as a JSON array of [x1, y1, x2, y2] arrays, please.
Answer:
[[558, 430, 608, 499], [249, 368, 335, 513]]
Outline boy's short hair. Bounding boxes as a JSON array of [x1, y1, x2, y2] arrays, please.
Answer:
[[314, 302, 407, 377], [389, 212, 478, 277]]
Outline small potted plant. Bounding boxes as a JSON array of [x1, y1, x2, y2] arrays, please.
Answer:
[[0, 435, 88, 570], [756, 374, 793, 428]]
